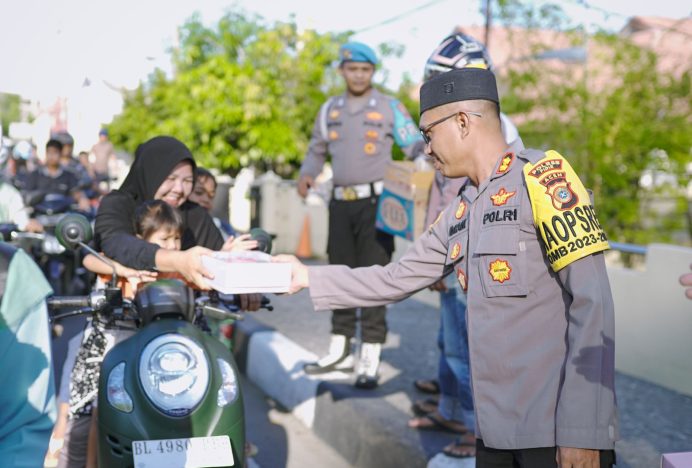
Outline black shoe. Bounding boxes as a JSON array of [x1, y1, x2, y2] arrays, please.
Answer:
[[354, 374, 378, 389]]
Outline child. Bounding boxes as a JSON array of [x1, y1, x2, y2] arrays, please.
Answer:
[[188, 167, 236, 240], [51, 200, 181, 467]]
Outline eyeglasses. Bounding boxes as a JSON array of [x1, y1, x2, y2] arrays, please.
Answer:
[[419, 111, 483, 145]]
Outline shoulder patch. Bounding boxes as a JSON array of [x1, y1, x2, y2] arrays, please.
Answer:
[[389, 98, 423, 148], [523, 150, 609, 271]]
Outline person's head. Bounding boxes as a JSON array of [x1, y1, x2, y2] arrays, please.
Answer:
[[78, 151, 89, 166], [188, 167, 217, 212], [338, 42, 377, 96], [119, 136, 196, 208], [424, 32, 494, 82], [45, 139, 63, 169], [134, 199, 183, 250], [52, 131, 74, 159], [99, 128, 109, 141], [419, 68, 502, 178]]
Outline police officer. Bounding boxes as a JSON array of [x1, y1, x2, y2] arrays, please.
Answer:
[[297, 41, 424, 388], [281, 67, 617, 466]]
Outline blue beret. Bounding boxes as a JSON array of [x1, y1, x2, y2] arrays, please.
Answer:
[[339, 42, 378, 66]]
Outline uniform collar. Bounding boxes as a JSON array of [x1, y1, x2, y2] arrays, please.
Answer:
[[460, 138, 525, 203], [488, 138, 525, 182], [335, 88, 380, 109]]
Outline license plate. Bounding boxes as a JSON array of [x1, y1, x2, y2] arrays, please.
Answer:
[[132, 435, 234, 467]]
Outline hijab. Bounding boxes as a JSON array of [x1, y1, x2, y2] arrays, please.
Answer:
[[119, 136, 196, 202]]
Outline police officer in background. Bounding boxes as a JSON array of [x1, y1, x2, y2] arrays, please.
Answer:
[[297, 41, 425, 388], [281, 67, 617, 466]]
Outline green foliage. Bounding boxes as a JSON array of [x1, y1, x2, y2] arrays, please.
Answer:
[[499, 12, 691, 246], [0, 93, 22, 136], [109, 10, 349, 176]]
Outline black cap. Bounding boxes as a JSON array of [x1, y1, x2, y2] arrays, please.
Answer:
[[419, 67, 499, 116]]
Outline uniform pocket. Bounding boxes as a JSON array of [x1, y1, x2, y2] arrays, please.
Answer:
[[476, 227, 528, 297]]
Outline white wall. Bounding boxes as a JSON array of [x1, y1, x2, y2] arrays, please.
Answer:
[[608, 244, 692, 396]]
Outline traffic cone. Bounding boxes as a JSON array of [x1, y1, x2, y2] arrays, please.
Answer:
[[296, 214, 312, 258]]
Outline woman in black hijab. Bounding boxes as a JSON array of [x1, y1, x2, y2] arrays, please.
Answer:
[[94, 136, 228, 288]]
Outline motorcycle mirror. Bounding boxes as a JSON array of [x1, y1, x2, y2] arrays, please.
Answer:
[[56, 213, 93, 249], [249, 227, 273, 254]]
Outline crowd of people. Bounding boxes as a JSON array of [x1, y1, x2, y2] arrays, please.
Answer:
[[0, 29, 690, 468]]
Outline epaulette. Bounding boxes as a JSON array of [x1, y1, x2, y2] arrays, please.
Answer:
[[516, 148, 546, 165]]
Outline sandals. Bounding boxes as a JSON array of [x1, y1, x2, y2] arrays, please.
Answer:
[[442, 437, 476, 459], [411, 397, 439, 416], [413, 378, 440, 394], [407, 412, 468, 435]]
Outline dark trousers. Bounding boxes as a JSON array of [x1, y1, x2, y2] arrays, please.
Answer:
[[476, 439, 616, 468], [328, 197, 393, 343]]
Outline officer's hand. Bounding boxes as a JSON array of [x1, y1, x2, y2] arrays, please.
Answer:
[[272, 254, 309, 294], [556, 446, 599, 468], [238, 293, 262, 311], [173, 247, 215, 290], [428, 279, 448, 292], [297, 175, 314, 199]]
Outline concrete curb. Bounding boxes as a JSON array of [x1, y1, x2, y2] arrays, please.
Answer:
[[233, 316, 433, 468]]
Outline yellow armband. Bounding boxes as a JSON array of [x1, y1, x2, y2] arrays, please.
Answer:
[[523, 150, 610, 271]]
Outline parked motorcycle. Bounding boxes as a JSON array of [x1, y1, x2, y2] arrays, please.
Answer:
[[23, 191, 93, 295], [48, 214, 271, 468]]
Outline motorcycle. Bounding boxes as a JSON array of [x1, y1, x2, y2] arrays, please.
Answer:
[[47, 214, 271, 468], [24, 191, 93, 295]]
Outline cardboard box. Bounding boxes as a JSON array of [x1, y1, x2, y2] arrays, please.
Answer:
[[201, 252, 291, 294], [376, 161, 434, 240], [661, 452, 692, 468]]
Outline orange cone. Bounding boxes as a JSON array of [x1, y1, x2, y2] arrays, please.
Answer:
[[296, 214, 312, 258]]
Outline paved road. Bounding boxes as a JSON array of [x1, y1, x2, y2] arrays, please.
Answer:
[[247, 274, 692, 467], [242, 375, 350, 468]]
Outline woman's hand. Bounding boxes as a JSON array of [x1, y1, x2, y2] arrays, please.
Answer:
[[221, 234, 258, 252], [158, 246, 215, 290]]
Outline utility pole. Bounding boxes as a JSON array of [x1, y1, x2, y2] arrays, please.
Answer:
[[484, 0, 492, 47]]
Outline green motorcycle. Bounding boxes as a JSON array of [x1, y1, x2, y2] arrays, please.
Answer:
[[48, 214, 270, 467]]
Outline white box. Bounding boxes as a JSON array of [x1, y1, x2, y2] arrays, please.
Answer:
[[201, 252, 291, 294]]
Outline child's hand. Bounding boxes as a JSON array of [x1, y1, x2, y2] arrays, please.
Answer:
[[115, 263, 158, 283], [221, 234, 258, 252]]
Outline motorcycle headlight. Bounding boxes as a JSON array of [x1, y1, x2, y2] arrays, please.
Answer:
[[107, 362, 133, 413], [139, 335, 209, 416], [216, 359, 239, 407]]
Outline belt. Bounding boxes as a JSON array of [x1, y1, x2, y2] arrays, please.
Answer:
[[333, 181, 384, 201]]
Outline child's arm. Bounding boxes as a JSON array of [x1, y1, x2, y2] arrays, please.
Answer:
[[83, 253, 158, 281]]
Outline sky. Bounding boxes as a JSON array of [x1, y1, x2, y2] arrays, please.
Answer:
[[1, 0, 689, 144]]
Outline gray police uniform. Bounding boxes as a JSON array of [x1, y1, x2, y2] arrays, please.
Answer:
[[307, 141, 618, 451], [300, 88, 423, 343]]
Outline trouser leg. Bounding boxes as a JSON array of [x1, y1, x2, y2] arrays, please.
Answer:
[[327, 199, 359, 338], [353, 196, 392, 344]]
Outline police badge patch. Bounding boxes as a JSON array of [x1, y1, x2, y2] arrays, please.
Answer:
[[489, 259, 512, 283]]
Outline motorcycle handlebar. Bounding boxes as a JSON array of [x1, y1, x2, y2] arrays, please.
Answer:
[[47, 296, 90, 309]]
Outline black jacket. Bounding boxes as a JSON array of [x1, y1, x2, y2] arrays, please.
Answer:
[[94, 136, 223, 270]]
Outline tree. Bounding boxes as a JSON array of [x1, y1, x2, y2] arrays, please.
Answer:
[[0, 93, 22, 136], [109, 11, 349, 175], [491, 1, 691, 246]]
